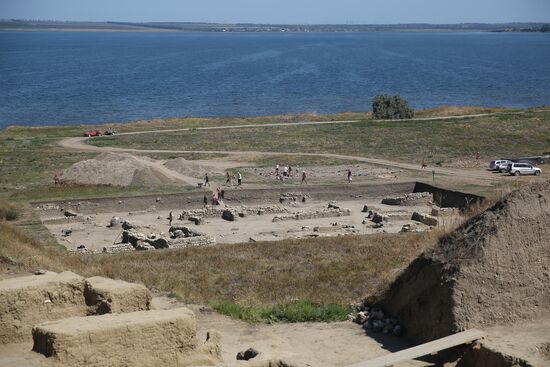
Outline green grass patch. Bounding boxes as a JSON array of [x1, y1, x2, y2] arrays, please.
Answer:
[[209, 299, 352, 323]]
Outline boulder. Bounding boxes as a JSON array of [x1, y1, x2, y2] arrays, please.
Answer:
[[188, 216, 202, 225], [110, 216, 121, 227], [237, 348, 260, 361], [371, 213, 388, 224], [222, 210, 237, 221], [411, 212, 438, 226]]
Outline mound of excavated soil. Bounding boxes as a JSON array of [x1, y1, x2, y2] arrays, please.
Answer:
[[61, 153, 176, 187], [379, 181, 550, 343]]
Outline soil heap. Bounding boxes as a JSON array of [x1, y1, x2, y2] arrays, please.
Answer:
[[379, 181, 550, 343], [60, 153, 175, 187]]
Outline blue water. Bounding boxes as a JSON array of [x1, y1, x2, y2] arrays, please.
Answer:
[[1, 31, 550, 128]]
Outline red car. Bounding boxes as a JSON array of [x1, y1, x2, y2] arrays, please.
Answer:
[[83, 130, 102, 137]]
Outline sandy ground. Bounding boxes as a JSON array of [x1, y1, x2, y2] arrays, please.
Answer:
[[152, 296, 433, 367], [1, 297, 547, 367], [39, 198, 454, 252], [0, 296, 432, 367], [483, 319, 550, 366]]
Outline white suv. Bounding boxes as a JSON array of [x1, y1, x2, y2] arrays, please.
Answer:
[[490, 160, 511, 170], [508, 163, 542, 176]]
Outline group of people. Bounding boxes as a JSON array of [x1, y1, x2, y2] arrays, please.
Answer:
[[275, 163, 308, 183], [203, 171, 243, 188], [204, 186, 226, 207], [273, 163, 355, 184]]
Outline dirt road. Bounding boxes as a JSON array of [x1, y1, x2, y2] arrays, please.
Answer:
[[58, 114, 500, 181]]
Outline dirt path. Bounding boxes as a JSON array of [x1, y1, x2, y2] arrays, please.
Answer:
[[58, 113, 507, 181]]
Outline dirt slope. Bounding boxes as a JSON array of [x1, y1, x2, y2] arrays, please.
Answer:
[[379, 180, 550, 343], [60, 152, 200, 187]]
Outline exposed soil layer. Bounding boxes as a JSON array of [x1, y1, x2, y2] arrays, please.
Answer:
[[379, 181, 550, 344], [32, 307, 222, 367], [0, 271, 87, 344], [32, 182, 417, 215]]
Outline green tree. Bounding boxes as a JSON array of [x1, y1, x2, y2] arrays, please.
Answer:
[[372, 94, 414, 120]]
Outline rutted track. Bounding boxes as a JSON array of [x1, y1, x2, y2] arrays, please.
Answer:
[[57, 114, 512, 181]]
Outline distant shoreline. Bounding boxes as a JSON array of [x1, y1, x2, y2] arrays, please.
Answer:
[[1, 20, 549, 33]]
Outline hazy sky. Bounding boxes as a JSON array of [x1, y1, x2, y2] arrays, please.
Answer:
[[2, 0, 549, 24]]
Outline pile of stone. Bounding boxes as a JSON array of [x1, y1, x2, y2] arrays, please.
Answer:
[[272, 207, 351, 222], [382, 192, 433, 206], [169, 225, 215, 248], [411, 212, 438, 226], [102, 243, 134, 253], [350, 304, 402, 336], [180, 205, 289, 221], [399, 223, 422, 233], [103, 222, 215, 253], [279, 192, 308, 205]]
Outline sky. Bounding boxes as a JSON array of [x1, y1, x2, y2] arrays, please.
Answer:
[[1, 0, 549, 24]]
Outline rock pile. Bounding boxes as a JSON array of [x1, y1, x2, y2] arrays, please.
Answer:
[[104, 223, 215, 253], [272, 207, 351, 222], [180, 205, 288, 221], [382, 192, 433, 206], [350, 304, 402, 337], [279, 192, 308, 205]]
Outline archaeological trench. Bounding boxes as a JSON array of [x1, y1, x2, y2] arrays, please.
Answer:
[[2, 181, 549, 366]]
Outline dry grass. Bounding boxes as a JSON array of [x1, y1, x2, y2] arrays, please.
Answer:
[[414, 106, 511, 118], [90, 110, 550, 166], [0, 222, 436, 307]]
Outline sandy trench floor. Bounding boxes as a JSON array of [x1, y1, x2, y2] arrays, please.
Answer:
[[39, 198, 454, 252]]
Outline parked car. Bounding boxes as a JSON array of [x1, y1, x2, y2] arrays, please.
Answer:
[[497, 162, 513, 173], [508, 163, 542, 176], [104, 128, 116, 135], [489, 159, 512, 171], [83, 129, 102, 137]]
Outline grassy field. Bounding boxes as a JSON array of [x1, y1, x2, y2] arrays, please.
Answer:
[[0, 221, 436, 321], [89, 110, 550, 165], [1, 107, 536, 203], [0, 106, 536, 323]]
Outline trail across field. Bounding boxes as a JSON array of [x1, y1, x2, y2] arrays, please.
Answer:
[[58, 114, 509, 183]]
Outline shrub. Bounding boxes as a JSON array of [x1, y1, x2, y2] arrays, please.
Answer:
[[372, 94, 414, 119], [0, 202, 19, 221]]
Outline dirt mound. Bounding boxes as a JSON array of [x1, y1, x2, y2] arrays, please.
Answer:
[[164, 157, 224, 178], [379, 181, 550, 343], [61, 153, 176, 187]]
